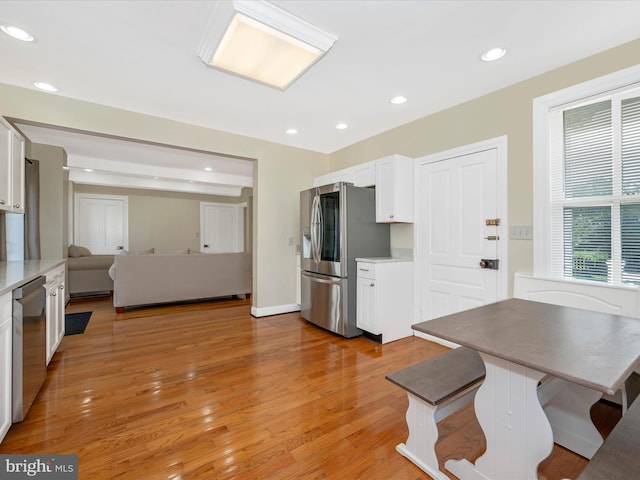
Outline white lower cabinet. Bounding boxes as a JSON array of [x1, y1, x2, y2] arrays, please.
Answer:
[[0, 291, 12, 443], [356, 259, 413, 343], [46, 265, 66, 365]]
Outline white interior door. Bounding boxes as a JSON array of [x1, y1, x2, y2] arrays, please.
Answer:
[[74, 194, 128, 254], [200, 202, 245, 253], [415, 138, 507, 340]]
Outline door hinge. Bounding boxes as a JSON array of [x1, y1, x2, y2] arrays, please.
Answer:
[[485, 218, 500, 226]]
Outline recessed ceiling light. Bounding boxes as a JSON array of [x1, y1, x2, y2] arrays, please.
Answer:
[[204, 167, 213, 172], [390, 95, 407, 105], [0, 24, 34, 42], [286, 129, 298, 135], [335, 123, 348, 130], [481, 47, 506, 62], [83, 168, 94, 172], [34, 82, 58, 92]]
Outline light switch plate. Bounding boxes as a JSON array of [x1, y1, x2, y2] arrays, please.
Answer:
[[510, 225, 533, 240]]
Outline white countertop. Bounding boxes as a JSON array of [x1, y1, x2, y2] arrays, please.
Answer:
[[355, 257, 413, 263], [0, 259, 66, 296]]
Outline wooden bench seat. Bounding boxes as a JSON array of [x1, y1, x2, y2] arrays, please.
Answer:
[[577, 397, 640, 480], [386, 347, 485, 480]]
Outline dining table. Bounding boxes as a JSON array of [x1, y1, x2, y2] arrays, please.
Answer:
[[412, 298, 640, 480]]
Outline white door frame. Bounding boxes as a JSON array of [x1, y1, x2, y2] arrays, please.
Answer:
[[414, 136, 509, 344]]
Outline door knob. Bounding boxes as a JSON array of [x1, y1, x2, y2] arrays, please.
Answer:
[[479, 259, 499, 270]]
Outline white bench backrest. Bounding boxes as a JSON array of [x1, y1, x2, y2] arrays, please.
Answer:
[[513, 273, 640, 318]]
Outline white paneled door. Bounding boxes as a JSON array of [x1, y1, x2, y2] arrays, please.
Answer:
[[415, 138, 507, 331], [74, 194, 128, 254], [200, 202, 245, 253]]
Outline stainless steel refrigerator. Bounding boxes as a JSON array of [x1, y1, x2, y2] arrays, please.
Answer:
[[300, 182, 390, 337]]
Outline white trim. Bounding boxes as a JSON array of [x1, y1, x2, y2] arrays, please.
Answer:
[[413, 135, 509, 329], [533, 64, 640, 278], [251, 303, 300, 317]]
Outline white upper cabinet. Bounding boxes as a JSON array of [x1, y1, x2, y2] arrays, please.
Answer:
[[11, 129, 25, 213], [0, 117, 25, 214], [0, 120, 11, 211], [312, 174, 332, 187], [375, 154, 414, 223], [312, 160, 376, 188]]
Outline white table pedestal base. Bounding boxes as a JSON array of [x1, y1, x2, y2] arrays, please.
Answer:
[[446, 353, 554, 480], [538, 377, 603, 459]]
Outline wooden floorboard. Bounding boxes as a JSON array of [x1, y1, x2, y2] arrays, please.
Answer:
[[0, 296, 619, 479]]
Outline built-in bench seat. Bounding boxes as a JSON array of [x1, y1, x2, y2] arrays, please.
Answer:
[[385, 347, 485, 480], [577, 397, 640, 480]]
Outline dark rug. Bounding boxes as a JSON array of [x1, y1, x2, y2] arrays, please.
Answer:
[[65, 311, 92, 336]]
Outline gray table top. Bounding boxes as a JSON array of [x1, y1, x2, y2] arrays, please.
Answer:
[[412, 298, 640, 396]]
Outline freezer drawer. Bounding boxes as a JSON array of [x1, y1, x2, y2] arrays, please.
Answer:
[[301, 271, 359, 338]]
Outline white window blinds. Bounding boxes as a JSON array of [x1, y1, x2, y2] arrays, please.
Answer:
[[563, 100, 612, 198], [551, 91, 640, 285]]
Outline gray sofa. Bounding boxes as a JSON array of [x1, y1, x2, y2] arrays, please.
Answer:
[[67, 245, 114, 296], [111, 252, 252, 311]]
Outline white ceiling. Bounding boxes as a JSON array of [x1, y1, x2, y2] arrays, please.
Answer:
[[2, 0, 640, 194]]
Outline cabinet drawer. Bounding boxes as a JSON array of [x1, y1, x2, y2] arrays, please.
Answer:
[[357, 262, 375, 279]]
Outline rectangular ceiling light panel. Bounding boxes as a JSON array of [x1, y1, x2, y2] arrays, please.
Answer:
[[199, 0, 337, 90]]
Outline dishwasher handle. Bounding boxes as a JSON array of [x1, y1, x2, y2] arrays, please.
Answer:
[[12, 276, 46, 300]]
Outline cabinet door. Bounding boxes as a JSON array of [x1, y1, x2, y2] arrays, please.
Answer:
[[375, 158, 396, 222], [356, 276, 379, 334], [56, 272, 66, 346], [0, 292, 12, 443], [10, 130, 25, 213], [312, 174, 332, 187], [375, 155, 414, 223], [352, 162, 376, 187], [331, 169, 354, 184], [0, 120, 11, 211], [45, 279, 59, 366]]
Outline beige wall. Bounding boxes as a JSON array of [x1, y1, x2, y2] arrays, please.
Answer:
[[73, 184, 252, 254], [0, 89, 329, 311], [329, 38, 640, 294], [25, 142, 67, 260]]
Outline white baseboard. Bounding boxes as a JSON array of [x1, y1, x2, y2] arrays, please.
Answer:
[[251, 303, 301, 318]]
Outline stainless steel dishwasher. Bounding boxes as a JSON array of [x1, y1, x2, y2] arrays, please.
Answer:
[[12, 275, 47, 423]]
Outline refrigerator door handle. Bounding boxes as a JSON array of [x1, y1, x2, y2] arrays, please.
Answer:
[[302, 271, 342, 285], [311, 194, 321, 264], [317, 197, 323, 264]]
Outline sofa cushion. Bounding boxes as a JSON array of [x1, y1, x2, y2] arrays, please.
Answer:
[[67, 254, 115, 270], [68, 244, 92, 258]]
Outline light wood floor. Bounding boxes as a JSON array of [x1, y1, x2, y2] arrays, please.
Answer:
[[0, 296, 621, 479]]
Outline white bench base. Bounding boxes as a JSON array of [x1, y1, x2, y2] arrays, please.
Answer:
[[396, 386, 480, 480]]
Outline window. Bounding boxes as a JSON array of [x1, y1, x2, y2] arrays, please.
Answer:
[[534, 67, 640, 286]]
